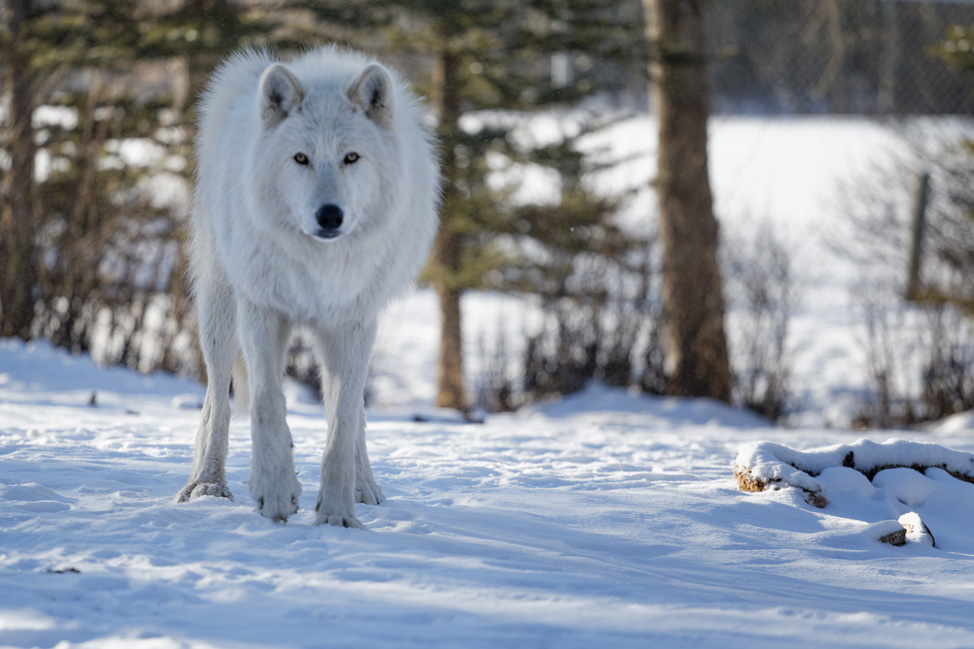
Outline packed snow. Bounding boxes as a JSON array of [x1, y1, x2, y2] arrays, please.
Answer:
[[2, 337, 974, 649]]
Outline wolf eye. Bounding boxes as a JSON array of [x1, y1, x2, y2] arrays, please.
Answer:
[[343, 152, 360, 165], [293, 153, 309, 165]]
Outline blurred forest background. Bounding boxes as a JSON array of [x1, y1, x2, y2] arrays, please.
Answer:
[[2, 0, 974, 426]]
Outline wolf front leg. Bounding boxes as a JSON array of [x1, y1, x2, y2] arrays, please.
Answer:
[[175, 275, 237, 503], [237, 300, 301, 522], [312, 318, 378, 528]]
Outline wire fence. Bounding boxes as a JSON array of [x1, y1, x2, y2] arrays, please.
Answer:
[[707, 0, 974, 115], [698, 0, 974, 425]]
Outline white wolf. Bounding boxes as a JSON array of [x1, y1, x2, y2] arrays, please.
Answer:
[[174, 47, 439, 527]]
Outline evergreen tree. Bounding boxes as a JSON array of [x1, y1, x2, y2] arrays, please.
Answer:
[[2, 0, 647, 397], [0, 0, 282, 369], [643, 0, 732, 402], [0, 0, 36, 339], [340, 0, 644, 411], [510, 122, 656, 405], [935, 24, 974, 72]]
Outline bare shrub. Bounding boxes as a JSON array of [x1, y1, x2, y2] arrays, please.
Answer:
[[511, 234, 666, 407], [474, 311, 522, 413], [724, 223, 796, 422], [851, 287, 919, 428], [841, 123, 974, 427], [919, 303, 974, 420], [25, 91, 198, 377], [852, 293, 974, 428]]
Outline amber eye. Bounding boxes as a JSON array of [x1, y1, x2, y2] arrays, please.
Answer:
[[293, 153, 309, 165], [343, 152, 360, 165]]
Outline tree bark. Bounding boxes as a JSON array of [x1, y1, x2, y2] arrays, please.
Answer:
[[0, 0, 38, 340], [431, 44, 468, 411], [644, 0, 732, 402]]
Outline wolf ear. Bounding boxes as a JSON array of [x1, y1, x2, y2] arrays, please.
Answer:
[[348, 64, 393, 128], [259, 64, 305, 128]]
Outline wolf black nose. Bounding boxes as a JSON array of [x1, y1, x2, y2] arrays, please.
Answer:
[[315, 204, 344, 234]]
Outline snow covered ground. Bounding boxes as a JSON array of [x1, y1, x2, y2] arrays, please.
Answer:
[[3, 337, 974, 649]]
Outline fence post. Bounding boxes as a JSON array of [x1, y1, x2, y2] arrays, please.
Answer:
[[905, 171, 930, 302]]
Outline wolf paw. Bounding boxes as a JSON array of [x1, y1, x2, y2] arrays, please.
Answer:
[[355, 475, 385, 506], [314, 493, 365, 529], [321, 514, 366, 529], [256, 494, 299, 523], [174, 482, 234, 503], [251, 475, 301, 523]]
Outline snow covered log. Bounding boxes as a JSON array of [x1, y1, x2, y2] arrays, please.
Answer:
[[734, 438, 974, 508]]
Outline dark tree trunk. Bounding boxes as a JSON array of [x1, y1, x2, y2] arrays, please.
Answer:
[[644, 0, 732, 402], [431, 45, 468, 411], [434, 273, 466, 410], [0, 0, 38, 339]]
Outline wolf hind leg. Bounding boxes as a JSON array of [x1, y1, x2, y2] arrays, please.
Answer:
[[176, 274, 238, 503], [355, 405, 384, 506]]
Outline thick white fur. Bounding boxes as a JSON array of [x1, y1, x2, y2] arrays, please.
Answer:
[[174, 47, 439, 527]]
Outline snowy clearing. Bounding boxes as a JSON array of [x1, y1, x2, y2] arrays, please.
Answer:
[[2, 338, 974, 648]]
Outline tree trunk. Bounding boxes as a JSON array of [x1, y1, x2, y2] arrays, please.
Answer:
[[644, 0, 732, 402], [431, 44, 468, 411], [0, 0, 38, 340], [434, 271, 466, 410]]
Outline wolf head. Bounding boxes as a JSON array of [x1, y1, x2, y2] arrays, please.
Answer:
[[255, 61, 397, 242]]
